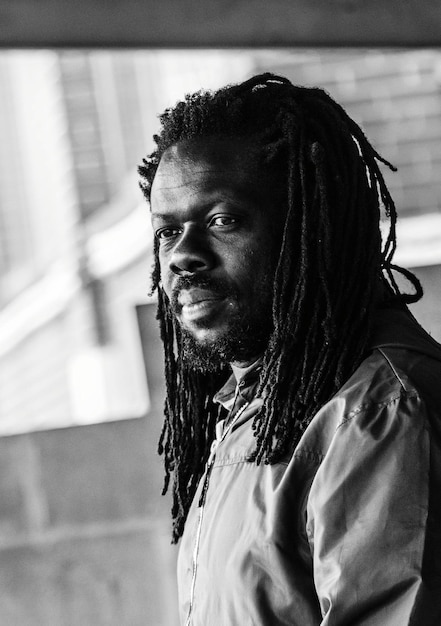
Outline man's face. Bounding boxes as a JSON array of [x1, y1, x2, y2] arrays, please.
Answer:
[[150, 138, 283, 369]]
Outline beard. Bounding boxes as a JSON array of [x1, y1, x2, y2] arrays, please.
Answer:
[[168, 276, 273, 373], [179, 311, 272, 373]]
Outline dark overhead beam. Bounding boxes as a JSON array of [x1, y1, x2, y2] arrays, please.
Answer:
[[1, 0, 441, 49]]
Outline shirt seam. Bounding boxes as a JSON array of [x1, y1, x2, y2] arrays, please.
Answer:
[[214, 447, 324, 467], [337, 388, 419, 429], [213, 456, 290, 467], [376, 347, 409, 391]]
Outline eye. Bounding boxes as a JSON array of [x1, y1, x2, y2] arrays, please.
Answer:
[[155, 226, 181, 241], [209, 214, 239, 228]]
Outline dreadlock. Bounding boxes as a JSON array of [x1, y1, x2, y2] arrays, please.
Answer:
[[138, 72, 423, 542]]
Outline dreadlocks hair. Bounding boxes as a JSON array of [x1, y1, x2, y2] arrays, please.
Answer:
[[138, 72, 423, 542]]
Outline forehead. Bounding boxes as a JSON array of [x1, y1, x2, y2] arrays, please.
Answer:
[[150, 138, 267, 203]]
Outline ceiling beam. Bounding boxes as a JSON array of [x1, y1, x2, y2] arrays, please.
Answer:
[[1, 0, 441, 49]]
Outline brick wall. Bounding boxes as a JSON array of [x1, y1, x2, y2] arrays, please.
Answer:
[[256, 50, 441, 341], [256, 49, 441, 217], [409, 264, 441, 341]]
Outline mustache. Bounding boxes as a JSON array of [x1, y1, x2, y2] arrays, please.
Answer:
[[169, 275, 237, 312]]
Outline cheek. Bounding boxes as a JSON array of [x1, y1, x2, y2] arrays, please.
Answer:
[[249, 233, 279, 268], [233, 242, 276, 294]]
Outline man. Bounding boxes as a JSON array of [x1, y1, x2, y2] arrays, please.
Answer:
[[139, 73, 441, 625]]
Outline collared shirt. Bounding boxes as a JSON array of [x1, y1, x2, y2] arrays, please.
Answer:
[[177, 308, 441, 625], [214, 357, 262, 413]]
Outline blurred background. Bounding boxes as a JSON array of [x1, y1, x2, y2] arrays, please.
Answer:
[[0, 48, 440, 625]]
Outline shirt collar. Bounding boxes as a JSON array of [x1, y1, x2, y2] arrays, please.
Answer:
[[214, 358, 263, 410]]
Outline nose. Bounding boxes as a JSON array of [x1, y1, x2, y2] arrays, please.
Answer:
[[169, 226, 215, 275]]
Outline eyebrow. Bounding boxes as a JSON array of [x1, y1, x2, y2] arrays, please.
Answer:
[[151, 205, 227, 223], [150, 212, 172, 220]]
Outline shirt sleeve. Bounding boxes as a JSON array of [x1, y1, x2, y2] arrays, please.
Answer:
[[306, 391, 433, 626]]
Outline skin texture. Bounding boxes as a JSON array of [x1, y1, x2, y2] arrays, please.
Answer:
[[150, 138, 284, 368]]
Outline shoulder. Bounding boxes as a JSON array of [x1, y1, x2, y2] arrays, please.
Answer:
[[337, 346, 420, 423], [298, 347, 429, 459]]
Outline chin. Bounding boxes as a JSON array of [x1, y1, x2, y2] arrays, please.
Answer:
[[179, 321, 270, 374], [185, 327, 228, 346]]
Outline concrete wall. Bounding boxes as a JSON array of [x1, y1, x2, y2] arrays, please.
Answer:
[[2, 0, 441, 48], [0, 304, 179, 626], [0, 421, 178, 626]]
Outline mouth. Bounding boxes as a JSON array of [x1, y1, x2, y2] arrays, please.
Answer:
[[178, 288, 227, 323]]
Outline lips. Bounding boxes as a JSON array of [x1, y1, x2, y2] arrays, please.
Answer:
[[177, 288, 226, 323], [178, 288, 224, 307]]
